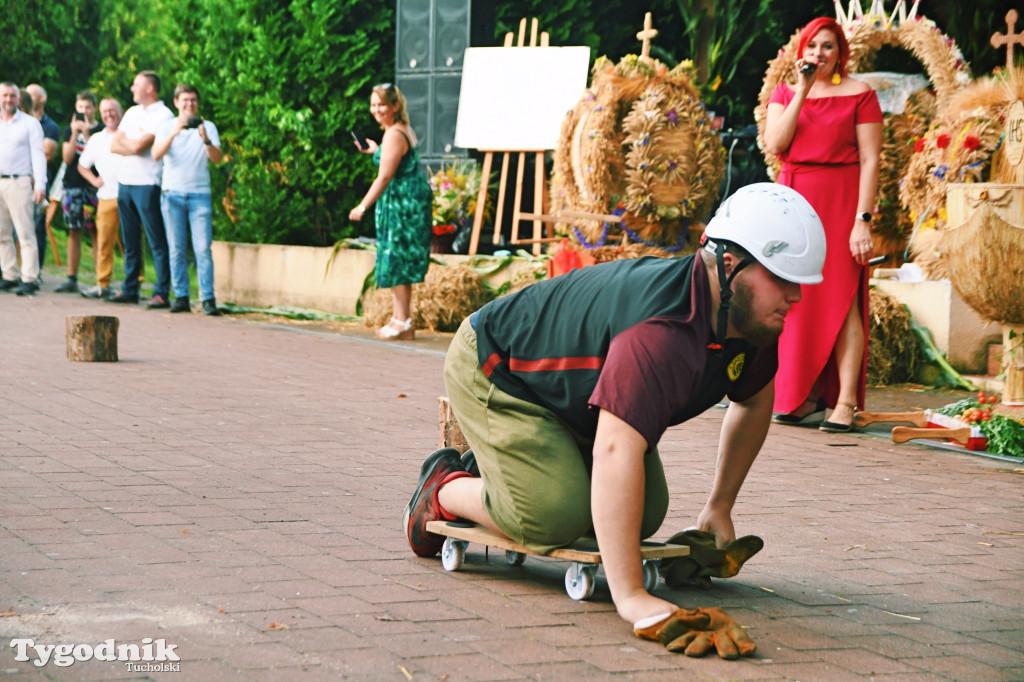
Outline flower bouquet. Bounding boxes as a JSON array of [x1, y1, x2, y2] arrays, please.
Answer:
[[428, 160, 492, 253]]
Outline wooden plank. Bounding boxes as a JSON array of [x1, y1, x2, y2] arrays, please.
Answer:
[[426, 520, 689, 563], [437, 396, 469, 453]]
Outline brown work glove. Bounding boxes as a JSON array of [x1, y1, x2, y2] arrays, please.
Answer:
[[633, 608, 711, 645], [635, 606, 756, 660], [660, 530, 764, 588]]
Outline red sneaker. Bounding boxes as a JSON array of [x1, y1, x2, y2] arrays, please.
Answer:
[[403, 448, 472, 557]]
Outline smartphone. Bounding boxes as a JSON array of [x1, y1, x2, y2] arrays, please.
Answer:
[[74, 112, 86, 121], [186, 117, 203, 129], [349, 129, 369, 151]]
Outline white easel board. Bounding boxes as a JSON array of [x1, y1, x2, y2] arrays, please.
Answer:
[[454, 46, 591, 151]]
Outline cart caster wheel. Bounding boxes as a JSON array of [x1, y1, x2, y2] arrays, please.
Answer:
[[441, 537, 466, 572], [642, 559, 660, 592], [505, 550, 526, 566], [565, 562, 597, 601]]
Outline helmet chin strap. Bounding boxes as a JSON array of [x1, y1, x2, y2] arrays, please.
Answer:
[[712, 241, 753, 353]]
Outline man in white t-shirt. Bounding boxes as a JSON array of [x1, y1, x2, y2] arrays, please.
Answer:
[[77, 98, 124, 299], [152, 83, 224, 315], [108, 71, 174, 307]]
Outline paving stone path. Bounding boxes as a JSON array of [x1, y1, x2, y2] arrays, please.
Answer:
[[1, 292, 1022, 681]]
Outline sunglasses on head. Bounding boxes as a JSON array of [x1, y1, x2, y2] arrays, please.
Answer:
[[375, 82, 393, 90]]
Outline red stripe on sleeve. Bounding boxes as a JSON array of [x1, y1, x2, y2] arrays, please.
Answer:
[[481, 352, 503, 377], [509, 356, 604, 372]]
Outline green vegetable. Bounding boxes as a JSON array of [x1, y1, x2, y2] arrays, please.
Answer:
[[979, 415, 1024, 458], [934, 397, 1024, 458], [909, 320, 977, 391]]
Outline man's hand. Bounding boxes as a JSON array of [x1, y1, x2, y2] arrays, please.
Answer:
[[633, 608, 711, 645], [33, 189, 45, 205], [659, 529, 764, 588], [696, 503, 736, 547], [635, 606, 756, 660]]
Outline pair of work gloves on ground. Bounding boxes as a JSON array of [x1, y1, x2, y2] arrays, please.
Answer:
[[634, 606, 756, 659], [634, 529, 764, 659]]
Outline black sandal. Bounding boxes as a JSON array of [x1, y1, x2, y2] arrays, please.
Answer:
[[772, 397, 826, 426], [820, 402, 858, 433]]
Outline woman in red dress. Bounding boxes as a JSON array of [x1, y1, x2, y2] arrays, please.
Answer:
[[764, 17, 883, 432]]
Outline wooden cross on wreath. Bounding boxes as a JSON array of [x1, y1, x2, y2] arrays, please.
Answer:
[[636, 12, 658, 64], [992, 9, 1024, 70]]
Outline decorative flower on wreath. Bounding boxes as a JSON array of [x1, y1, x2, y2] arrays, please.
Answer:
[[900, 86, 1006, 237]]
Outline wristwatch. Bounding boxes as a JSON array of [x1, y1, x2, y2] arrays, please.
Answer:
[[856, 211, 872, 222]]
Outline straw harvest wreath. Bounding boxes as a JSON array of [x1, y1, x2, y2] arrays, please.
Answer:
[[550, 54, 724, 260], [754, 13, 972, 255], [900, 69, 1021, 283]]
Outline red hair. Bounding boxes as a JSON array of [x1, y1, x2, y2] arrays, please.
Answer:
[[797, 17, 850, 78]]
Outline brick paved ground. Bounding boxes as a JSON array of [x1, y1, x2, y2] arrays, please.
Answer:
[[1, 289, 1022, 681]]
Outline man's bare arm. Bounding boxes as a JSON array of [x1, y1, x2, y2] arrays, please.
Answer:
[[696, 379, 774, 545]]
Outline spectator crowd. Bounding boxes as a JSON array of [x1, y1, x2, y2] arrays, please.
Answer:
[[0, 72, 223, 315]]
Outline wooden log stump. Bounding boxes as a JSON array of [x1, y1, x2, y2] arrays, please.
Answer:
[[438, 396, 469, 453], [66, 315, 119, 362]]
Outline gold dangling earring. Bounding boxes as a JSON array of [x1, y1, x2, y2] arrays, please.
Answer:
[[831, 71, 842, 85]]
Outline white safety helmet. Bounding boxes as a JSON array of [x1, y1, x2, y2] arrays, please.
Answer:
[[704, 183, 825, 284]]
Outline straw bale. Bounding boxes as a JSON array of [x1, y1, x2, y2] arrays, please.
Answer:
[[867, 287, 921, 385], [364, 263, 493, 333]]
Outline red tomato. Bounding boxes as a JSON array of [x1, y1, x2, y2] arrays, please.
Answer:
[[977, 392, 987, 403], [982, 412, 992, 421], [988, 395, 998, 404]]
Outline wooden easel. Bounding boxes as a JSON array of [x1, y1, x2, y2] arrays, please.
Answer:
[[467, 18, 555, 256], [466, 14, 662, 256]]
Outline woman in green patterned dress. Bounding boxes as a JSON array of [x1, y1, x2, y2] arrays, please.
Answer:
[[350, 83, 432, 341]]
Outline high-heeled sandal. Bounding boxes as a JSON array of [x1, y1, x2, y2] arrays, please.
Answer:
[[820, 402, 858, 433], [377, 317, 414, 341], [772, 397, 826, 426]]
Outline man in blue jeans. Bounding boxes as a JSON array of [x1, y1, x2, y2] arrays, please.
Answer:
[[151, 83, 223, 315], [108, 71, 174, 307]]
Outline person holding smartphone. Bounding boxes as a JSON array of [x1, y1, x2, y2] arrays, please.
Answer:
[[76, 98, 124, 299], [763, 17, 883, 432], [348, 83, 432, 341], [54, 91, 104, 293], [151, 83, 223, 315]]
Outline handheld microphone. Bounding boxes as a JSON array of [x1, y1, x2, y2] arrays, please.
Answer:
[[799, 61, 817, 76]]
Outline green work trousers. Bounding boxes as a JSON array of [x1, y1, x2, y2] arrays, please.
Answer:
[[443, 317, 669, 554]]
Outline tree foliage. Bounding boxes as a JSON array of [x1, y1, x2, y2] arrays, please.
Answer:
[[4, 0, 1018, 246], [0, 0, 103, 116]]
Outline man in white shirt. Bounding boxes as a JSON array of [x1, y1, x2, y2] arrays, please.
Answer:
[[77, 98, 124, 299], [108, 71, 174, 307], [152, 83, 224, 315], [0, 82, 47, 296]]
